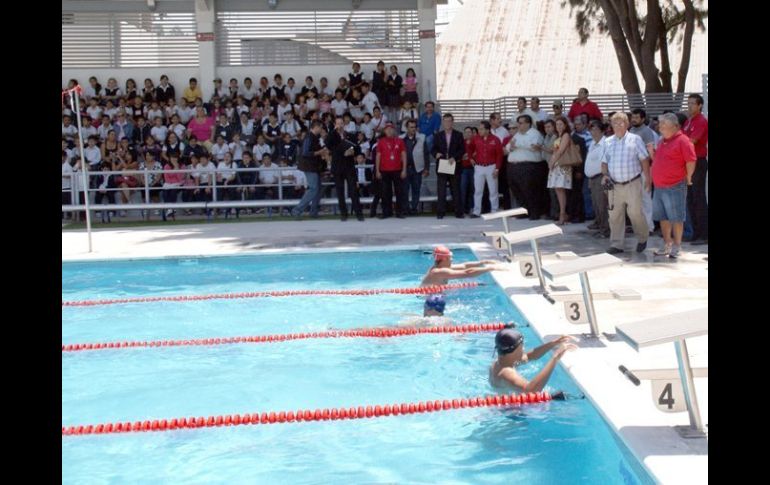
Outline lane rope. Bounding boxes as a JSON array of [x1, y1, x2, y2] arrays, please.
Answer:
[[62, 282, 479, 307], [62, 391, 562, 436], [62, 322, 518, 353]]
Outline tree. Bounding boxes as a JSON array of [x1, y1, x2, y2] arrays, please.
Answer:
[[562, 0, 707, 94]]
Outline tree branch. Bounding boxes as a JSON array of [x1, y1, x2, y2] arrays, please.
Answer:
[[597, 0, 642, 93], [677, 0, 696, 92]]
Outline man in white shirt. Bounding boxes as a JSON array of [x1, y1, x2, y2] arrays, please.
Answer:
[[489, 112, 511, 209], [361, 83, 380, 116], [511, 97, 540, 128], [584, 120, 610, 237], [504, 114, 547, 219], [530, 97, 549, 124], [331, 91, 349, 117], [83, 136, 102, 169], [280, 111, 302, 139]]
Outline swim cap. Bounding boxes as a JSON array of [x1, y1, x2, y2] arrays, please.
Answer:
[[495, 328, 523, 355], [424, 294, 446, 313], [433, 245, 453, 261]]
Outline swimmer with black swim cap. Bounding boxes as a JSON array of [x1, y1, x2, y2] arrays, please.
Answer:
[[489, 325, 578, 392], [421, 245, 502, 287]]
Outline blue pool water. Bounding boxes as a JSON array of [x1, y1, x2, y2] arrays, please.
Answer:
[[62, 248, 653, 484]]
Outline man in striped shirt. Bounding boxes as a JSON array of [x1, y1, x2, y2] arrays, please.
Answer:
[[601, 113, 651, 254]]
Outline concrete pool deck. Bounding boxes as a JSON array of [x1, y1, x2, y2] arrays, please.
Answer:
[[62, 217, 708, 484]]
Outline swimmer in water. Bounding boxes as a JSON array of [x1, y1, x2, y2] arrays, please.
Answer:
[[397, 294, 453, 327], [489, 326, 577, 393], [421, 245, 501, 287]]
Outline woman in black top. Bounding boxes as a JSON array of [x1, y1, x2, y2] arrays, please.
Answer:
[[142, 78, 156, 104], [125, 79, 138, 101], [385, 65, 403, 120], [371, 61, 387, 109]]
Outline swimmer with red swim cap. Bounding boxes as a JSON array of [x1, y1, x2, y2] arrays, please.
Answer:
[[420, 245, 501, 287]]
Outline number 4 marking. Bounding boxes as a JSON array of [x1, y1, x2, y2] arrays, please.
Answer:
[[658, 383, 675, 410]]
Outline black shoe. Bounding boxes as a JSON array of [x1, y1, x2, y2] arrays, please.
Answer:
[[470, 214, 481, 219], [396, 214, 406, 219], [607, 247, 624, 255], [690, 239, 708, 246], [356, 214, 365, 221], [437, 215, 444, 219], [341, 215, 348, 221], [377, 215, 388, 219], [408, 209, 418, 216], [456, 214, 465, 219], [636, 241, 647, 253]]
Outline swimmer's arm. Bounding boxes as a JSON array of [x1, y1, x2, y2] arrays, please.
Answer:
[[433, 267, 495, 279], [501, 356, 559, 393], [526, 336, 575, 361], [452, 259, 498, 269]]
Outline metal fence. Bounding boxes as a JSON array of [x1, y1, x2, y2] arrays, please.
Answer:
[[437, 92, 692, 123]]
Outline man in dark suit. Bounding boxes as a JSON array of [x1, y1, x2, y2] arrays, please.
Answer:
[[328, 116, 364, 221], [431, 113, 465, 219]]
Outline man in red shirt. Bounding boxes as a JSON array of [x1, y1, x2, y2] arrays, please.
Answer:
[[468, 120, 503, 218], [568, 87, 603, 123], [375, 123, 407, 219], [682, 93, 708, 245], [649, 113, 697, 259]]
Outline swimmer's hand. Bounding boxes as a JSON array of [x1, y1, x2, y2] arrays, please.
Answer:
[[554, 343, 578, 359], [552, 335, 577, 346]]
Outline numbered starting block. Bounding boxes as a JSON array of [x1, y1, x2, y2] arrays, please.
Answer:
[[616, 308, 708, 438]]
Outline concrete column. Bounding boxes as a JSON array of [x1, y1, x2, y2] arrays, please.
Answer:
[[195, 0, 216, 100], [417, 0, 438, 103]]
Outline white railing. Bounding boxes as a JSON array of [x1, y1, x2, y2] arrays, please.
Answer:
[[437, 92, 691, 123]]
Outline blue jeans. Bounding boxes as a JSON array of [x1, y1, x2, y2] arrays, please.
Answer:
[[460, 167, 475, 213], [406, 165, 423, 211], [292, 171, 321, 217]]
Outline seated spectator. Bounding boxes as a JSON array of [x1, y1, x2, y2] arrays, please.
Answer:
[[398, 100, 418, 134], [228, 78, 239, 100], [210, 135, 230, 163], [211, 78, 228, 101], [305, 89, 319, 113], [84, 76, 103, 103], [361, 82, 379, 117], [132, 116, 152, 146], [103, 78, 122, 104], [113, 112, 134, 142], [319, 77, 335, 98], [139, 151, 163, 204], [62, 115, 78, 146], [181, 135, 205, 163], [235, 96, 250, 118], [150, 116, 169, 144], [83, 135, 102, 170], [217, 152, 239, 212], [229, 132, 247, 163], [331, 90, 349, 117], [182, 77, 202, 104], [343, 112, 357, 135], [164, 98, 178, 124], [300, 76, 318, 97], [101, 130, 119, 165], [167, 114, 186, 141], [162, 131, 185, 163], [97, 114, 113, 141], [187, 107, 215, 150], [127, 96, 144, 122], [257, 154, 280, 207], [86, 97, 103, 122], [369, 106, 388, 136], [280, 111, 302, 139], [276, 132, 300, 165], [360, 112, 374, 141], [349, 62, 365, 91], [285, 77, 300, 104], [94, 161, 117, 220], [103, 99, 118, 120], [142, 78, 156, 104], [141, 135, 162, 163], [192, 153, 216, 210], [80, 116, 97, 140], [402, 68, 419, 105], [114, 150, 140, 214], [145, 100, 163, 124], [253, 134, 273, 162], [155, 74, 175, 104], [276, 97, 294, 123], [124, 78, 138, 101], [224, 98, 236, 122], [319, 93, 332, 115], [237, 151, 259, 204], [348, 88, 364, 122], [238, 112, 256, 146], [263, 113, 282, 146]]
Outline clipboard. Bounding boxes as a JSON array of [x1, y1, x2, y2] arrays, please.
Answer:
[[438, 158, 456, 175]]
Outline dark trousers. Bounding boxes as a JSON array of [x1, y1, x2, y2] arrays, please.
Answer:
[[94, 191, 115, 205], [369, 178, 383, 216], [163, 188, 180, 204], [687, 158, 708, 240], [334, 170, 363, 216], [437, 172, 462, 217], [62, 192, 72, 219], [567, 166, 586, 222], [498, 160, 511, 209], [507, 161, 548, 220], [459, 167, 475, 214], [406, 165, 423, 211], [381, 171, 407, 217]]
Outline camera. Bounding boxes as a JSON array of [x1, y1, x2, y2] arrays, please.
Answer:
[[601, 178, 614, 191]]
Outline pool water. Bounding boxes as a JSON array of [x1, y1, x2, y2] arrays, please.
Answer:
[[62, 248, 653, 484]]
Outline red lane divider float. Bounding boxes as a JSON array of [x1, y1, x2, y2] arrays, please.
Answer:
[[62, 391, 553, 437], [62, 282, 479, 307], [62, 322, 508, 353]]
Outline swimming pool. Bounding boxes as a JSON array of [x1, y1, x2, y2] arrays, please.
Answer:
[[62, 248, 654, 484]]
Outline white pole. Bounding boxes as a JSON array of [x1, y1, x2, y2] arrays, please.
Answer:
[[70, 89, 93, 253]]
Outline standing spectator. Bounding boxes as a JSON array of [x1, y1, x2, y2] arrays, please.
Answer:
[[162, 153, 185, 220], [375, 123, 408, 219], [285, 77, 300, 104], [460, 126, 477, 215], [328, 116, 364, 221], [142, 78, 156, 104], [511, 97, 539, 126], [400, 119, 429, 215], [182, 77, 202, 104], [361, 82, 380, 118], [567, 115, 589, 223], [385, 65, 403, 123], [601, 113, 651, 254], [371, 61, 388, 111], [468, 121, 503, 218], [548, 100, 572, 127], [649, 113, 697, 259], [349, 62, 365, 91], [489, 113, 510, 210], [630, 109, 658, 232], [505, 114, 547, 220], [431, 113, 465, 219], [530, 97, 549, 124], [370, 107, 388, 137], [217, 152, 239, 214], [545, 118, 574, 225], [155, 75, 175, 104], [300, 76, 318, 97], [192, 153, 215, 214], [291, 121, 329, 219], [682, 93, 708, 245], [584, 120, 610, 237], [237, 151, 258, 209], [418, 101, 442, 153], [269, 74, 287, 102], [402, 68, 419, 105], [568, 87, 603, 122]]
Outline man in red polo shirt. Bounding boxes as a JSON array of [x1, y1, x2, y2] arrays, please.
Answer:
[[375, 123, 407, 219], [682, 93, 708, 245], [468, 120, 503, 218], [568, 87, 603, 122], [649, 113, 697, 259]]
